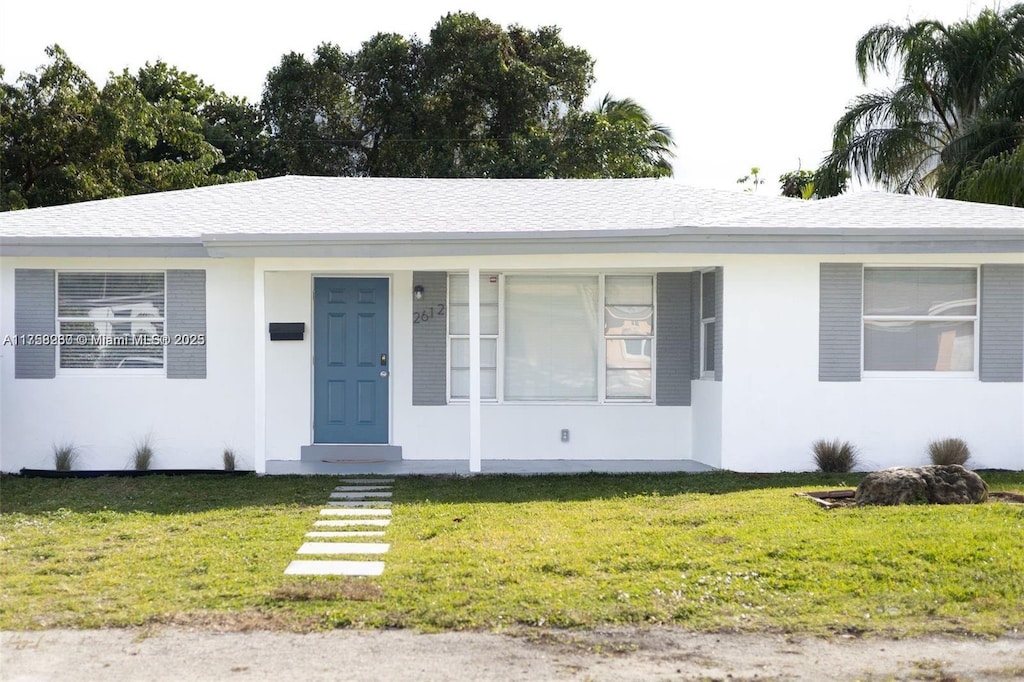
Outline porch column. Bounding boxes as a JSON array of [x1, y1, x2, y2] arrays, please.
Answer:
[[468, 266, 482, 473], [253, 264, 267, 473]]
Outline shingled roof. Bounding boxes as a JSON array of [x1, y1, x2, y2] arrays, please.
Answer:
[[1, 177, 1022, 258]]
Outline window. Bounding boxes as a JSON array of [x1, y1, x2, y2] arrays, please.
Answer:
[[700, 270, 716, 376], [604, 276, 654, 399], [863, 267, 977, 373], [448, 274, 499, 399], [57, 272, 166, 372], [447, 273, 655, 402]]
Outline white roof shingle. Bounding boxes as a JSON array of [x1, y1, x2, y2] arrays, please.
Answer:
[[0, 176, 1021, 244]]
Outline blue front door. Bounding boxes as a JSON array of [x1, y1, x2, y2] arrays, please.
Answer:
[[313, 278, 389, 443]]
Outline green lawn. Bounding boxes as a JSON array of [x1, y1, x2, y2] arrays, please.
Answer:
[[1, 472, 1022, 635]]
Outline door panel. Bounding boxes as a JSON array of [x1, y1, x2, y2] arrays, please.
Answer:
[[314, 278, 389, 443]]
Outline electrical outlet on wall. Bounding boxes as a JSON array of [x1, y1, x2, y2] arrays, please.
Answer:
[[560, 429, 570, 442]]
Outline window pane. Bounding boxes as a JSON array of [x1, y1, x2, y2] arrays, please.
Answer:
[[58, 272, 165, 318], [450, 338, 496, 368], [701, 271, 716, 318], [605, 306, 653, 336], [449, 368, 497, 399], [864, 268, 976, 316], [449, 304, 469, 334], [606, 339, 652, 370], [606, 369, 652, 398], [703, 321, 716, 372], [448, 300, 498, 336], [505, 275, 598, 401], [864, 320, 974, 371], [58, 320, 165, 369], [449, 274, 498, 305], [605, 276, 653, 305]]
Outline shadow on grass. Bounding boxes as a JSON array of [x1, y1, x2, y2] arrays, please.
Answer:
[[3, 471, 1021, 514], [0, 474, 335, 515]]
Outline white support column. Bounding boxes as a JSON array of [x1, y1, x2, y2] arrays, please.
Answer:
[[468, 266, 482, 473], [254, 264, 267, 474]]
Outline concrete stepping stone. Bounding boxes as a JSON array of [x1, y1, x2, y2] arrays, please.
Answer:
[[335, 486, 392, 492], [339, 478, 394, 484], [284, 560, 384, 577], [320, 508, 391, 516], [306, 531, 386, 538], [314, 519, 391, 527], [297, 542, 390, 555], [327, 500, 391, 507], [330, 491, 392, 498]]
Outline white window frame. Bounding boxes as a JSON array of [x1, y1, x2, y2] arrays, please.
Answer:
[[447, 273, 501, 402], [603, 274, 656, 401], [699, 270, 716, 379], [55, 270, 167, 376], [446, 271, 657, 404], [861, 265, 979, 380]]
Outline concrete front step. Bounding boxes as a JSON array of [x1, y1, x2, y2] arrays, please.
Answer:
[[305, 531, 386, 538], [326, 500, 392, 508], [339, 478, 395, 484], [297, 542, 390, 555], [330, 491, 393, 498], [313, 519, 391, 527], [320, 508, 391, 516], [284, 560, 385, 577]]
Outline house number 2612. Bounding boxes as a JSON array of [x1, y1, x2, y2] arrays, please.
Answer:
[[413, 304, 445, 324]]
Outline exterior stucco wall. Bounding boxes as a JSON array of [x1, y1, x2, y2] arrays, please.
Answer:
[[259, 260, 700, 464], [718, 253, 1024, 472], [0, 258, 255, 472]]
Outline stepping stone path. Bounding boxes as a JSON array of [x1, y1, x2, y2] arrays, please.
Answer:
[[284, 478, 394, 577]]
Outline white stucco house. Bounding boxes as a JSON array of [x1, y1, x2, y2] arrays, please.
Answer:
[[1, 177, 1021, 474]]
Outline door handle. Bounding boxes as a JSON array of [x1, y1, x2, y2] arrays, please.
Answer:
[[379, 370, 389, 377]]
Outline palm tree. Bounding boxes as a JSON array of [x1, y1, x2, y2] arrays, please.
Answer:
[[817, 5, 1024, 201], [592, 94, 675, 173]]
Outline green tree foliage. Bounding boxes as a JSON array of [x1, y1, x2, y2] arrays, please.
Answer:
[[262, 12, 673, 178], [818, 5, 1024, 205], [1, 46, 257, 210]]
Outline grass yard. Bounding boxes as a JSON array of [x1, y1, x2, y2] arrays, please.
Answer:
[[1, 471, 1022, 636]]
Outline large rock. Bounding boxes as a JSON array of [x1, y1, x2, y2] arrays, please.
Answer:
[[855, 465, 988, 506]]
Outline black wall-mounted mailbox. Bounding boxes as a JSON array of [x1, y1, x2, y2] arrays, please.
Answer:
[[269, 322, 305, 341]]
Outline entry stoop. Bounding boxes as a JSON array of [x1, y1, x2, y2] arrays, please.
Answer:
[[300, 444, 403, 463]]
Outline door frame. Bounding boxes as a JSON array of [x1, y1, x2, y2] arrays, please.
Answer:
[[310, 274, 393, 445]]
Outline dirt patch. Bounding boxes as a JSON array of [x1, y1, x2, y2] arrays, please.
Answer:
[[3, 627, 1023, 681], [797, 489, 1024, 509]]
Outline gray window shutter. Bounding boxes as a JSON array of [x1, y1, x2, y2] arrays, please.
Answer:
[[166, 270, 206, 379], [819, 263, 863, 382], [14, 269, 56, 379], [413, 271, 448, 405], [714, 266, 724, 381], [655, 273, 692, 406], [980, 264, 1024, 382], [689, 272, 701, 380]]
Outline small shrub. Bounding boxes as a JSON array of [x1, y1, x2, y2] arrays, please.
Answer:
[[53, 443, 78, 471], [811, 439, 859, 473], [223, 448, 236, 471], [928, 437, 970, 466], [132, 436, 154, 471]]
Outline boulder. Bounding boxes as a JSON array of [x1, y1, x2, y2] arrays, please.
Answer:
[[855, 465, 988, 506]]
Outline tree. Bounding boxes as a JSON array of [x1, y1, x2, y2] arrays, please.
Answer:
[[261, 12, 673, 179], [735, 166, 765, 192], [1, 46, 117, 209], [2, 47, 256, 210], [818, 5, 1024, 204], [551, 95, 673, 178]]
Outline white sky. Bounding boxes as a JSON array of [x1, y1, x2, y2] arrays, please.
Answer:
[[0, 0, 993, 191]]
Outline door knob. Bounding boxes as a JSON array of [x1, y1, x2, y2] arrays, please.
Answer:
[[380, 370, 389, 377]]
